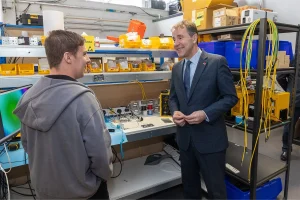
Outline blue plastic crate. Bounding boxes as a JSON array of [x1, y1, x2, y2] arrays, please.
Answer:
[[225, 40, 293, 69], [225, 40, 259, 69], [226, 177, 282, 200], [198, 41, 226, 56]]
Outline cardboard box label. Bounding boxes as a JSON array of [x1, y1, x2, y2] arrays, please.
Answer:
[[214, 17, 221, 27], [195, 11, 204, 26], [83, 36, 95, 52], [214, 10, 225, 17]]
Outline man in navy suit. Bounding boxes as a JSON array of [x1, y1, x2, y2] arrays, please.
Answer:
[[169, 20, 238, 199]]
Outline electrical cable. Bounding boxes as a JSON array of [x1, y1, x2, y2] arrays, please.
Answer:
[[131, 80, 147, 100], [111, 147, 122, 178], [239, 18, 279, 181]]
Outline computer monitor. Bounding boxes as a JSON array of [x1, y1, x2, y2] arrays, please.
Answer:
[[0, 85, 31, 144]]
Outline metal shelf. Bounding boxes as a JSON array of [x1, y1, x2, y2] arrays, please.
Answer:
[[0, 71, 172, 88], [230, 68, 296, 75], [225, 119, 291, 134], [0, 45, 178, 58], [226, 142, 287, 187], [198, 22, 300, 35], [292, 138, 300, 146]]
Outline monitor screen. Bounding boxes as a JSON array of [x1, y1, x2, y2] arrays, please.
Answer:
[[0, 85, 31, 144]]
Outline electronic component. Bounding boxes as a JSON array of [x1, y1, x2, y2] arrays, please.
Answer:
[[160, 90, 171, 117], [141, 123, 154, 128], [161, 118, 172, 123], [9, 37, 18, 45], [29, 37, 38, 46], [1, 37, 9, 45], [241, 9, 278, 24], [231, 86, 255, 117], [264, 91, 290, 122], [7, 142, 20, 151], [18, 14, 43, 26]]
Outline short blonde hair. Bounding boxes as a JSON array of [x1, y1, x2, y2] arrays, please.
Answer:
[[171, 20, 198, 37]]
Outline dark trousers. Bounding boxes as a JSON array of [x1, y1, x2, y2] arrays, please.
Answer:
[[89, 181, 109, 200], [179, 141, 227, 199], [283, 107, 300, 152]]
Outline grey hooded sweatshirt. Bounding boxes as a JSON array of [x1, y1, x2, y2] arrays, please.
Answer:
[[13, 77, 113, 199]]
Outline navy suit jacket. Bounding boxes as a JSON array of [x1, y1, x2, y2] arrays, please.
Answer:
[[169, 50, 238, 154]]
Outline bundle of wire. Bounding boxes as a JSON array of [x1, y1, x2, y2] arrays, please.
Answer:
[[239, 18, 279, 181], [131, 80, 148, 100]]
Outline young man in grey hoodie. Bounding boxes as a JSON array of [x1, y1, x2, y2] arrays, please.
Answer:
[[13, 30, 113, 199]]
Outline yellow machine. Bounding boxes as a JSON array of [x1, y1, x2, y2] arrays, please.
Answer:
[[231, 86, 290, 122], [264, 90, 290, 122], [160, 90, 171, 117], [231, 86, 255, 117]]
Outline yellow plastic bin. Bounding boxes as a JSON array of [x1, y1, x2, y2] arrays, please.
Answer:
[[119, 34, 141, 49], [129, 61, 142, 72], [104, 60, 119, 72], [18, 64, 35, 75], [0, 64, 18, 76], [142, 60, 156, 71]]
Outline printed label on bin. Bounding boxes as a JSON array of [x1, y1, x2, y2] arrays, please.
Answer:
[[226, 163, 240, 174], [93, 74, 104, 82]]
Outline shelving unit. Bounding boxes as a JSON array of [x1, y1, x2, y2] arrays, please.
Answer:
[[198, 21, 300, 199], [0, 47, 177, 88], [0, 46, 178, 58]]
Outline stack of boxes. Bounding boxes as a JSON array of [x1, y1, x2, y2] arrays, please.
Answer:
[[266, 51, 290, 68], [212, 7, 238, 28], [183, 0, 235, 30]]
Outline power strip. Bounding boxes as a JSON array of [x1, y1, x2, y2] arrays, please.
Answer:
[[103, 106, 131, 117], [163, 144, 180, 166]]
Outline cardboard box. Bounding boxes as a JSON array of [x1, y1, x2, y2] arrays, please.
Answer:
[[261, 8, 273, 12], [213, 15, 238, 27], [285, 55, 290, 64], [266, 51, 290, 68], [184, 0, 234, 12], [184, 4, 235, 30], [217, 33, 242, 41], [213, 7, 238, 27]]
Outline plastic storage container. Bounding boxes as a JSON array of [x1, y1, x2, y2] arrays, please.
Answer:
[[104, 60, 119, 72], [127, 20, 146, 39], [119, 33, 141, 49], [18, 64, 34, 75], [149, 37, 174, 49], [198, 41, 226, 56], [225, 40, 293, 69], [226, 177, 282, 199], [225, 40, 259, 69], [129, 61, 142, 72], [0, 64, 18, 76], [142, 60, 156, 71]]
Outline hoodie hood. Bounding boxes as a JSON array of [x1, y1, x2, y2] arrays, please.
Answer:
[[14, 77, 92, 132]]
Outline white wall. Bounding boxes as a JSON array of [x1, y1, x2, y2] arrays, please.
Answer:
[[153, 14, 183, 36], [2, 0, 169, 38], [234, 0, 299, 53]]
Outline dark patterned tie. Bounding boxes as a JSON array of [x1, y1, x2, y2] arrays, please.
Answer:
[[184, 60, 192, 98]]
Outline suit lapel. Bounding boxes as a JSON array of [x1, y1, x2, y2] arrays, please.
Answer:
[[188, 51, 208, 102]]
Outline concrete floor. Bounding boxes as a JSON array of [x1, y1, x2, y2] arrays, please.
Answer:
[[9, 127, 300, 199]]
